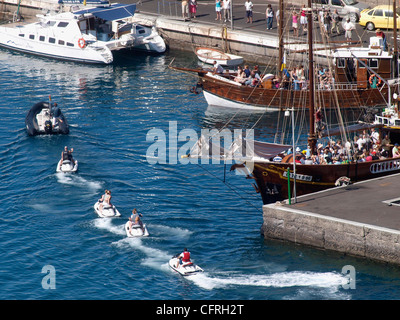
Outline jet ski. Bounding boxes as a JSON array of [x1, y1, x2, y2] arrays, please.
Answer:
[[124, 221, 149, 237], [25, 101, 69, 136], [169, 256, 204, 276], [93, 200, 121, 218], [56, 159, 78, 173]]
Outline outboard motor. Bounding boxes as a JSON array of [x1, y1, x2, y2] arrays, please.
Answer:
[[44, 120, 52, 133]]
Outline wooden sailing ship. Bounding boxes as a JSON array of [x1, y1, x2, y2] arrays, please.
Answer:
[[172, 1, 398, 111], [184, 0, 400, 204], [230, 0, 400, 204]]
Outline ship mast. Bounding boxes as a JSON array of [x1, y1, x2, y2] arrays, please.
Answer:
[[307, 0, 317, 154], [278, 0, 284, 77], [393, 0, 398, 79]]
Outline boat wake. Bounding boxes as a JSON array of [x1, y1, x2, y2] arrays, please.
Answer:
[[187, 271, 347, 291], [93, 218, 126, 236], [91, 219, 349, 297], [55, 172, 102, 192]]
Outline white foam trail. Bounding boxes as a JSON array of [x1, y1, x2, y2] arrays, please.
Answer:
[[112, 237, 171, 272], [93, 218, 125, 236], [29, 203, 51, 212], [187, 271, 347, 291], [150, 224, 193, 239], [55, 173, 102, 192]]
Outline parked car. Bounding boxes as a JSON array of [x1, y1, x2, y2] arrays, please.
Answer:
[[359, 5, 400, 31], [312, 0, 369, 22]]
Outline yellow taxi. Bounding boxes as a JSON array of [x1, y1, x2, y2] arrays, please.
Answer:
[[359, 5, 400, 30]]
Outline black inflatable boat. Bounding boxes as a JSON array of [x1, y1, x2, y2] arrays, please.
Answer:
[[25, 101, 69, 136]]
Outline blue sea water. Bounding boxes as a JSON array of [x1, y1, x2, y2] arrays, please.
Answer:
[[1, 47, 400, 301]]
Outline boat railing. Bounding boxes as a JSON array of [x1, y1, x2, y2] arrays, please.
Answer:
[[370, 159, 400, 174], [153, 0, 180, 18]]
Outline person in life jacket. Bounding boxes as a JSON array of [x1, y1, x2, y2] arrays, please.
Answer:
[[176, 248, 191, 268], [60, 146, 75, 167]]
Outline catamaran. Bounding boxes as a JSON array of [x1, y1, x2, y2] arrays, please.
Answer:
[[0, 3, 166, 64]]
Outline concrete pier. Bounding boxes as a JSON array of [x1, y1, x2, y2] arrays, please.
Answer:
[[261, 173, 400, 265]]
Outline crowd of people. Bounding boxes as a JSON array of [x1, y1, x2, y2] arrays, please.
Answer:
[[179, 1, 359, 41], [272, 128, 400, 166]]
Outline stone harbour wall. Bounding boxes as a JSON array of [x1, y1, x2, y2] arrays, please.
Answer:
[[261, 204, 400, 265]]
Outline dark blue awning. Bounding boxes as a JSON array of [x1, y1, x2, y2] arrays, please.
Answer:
[[74, 3, 136, 21]]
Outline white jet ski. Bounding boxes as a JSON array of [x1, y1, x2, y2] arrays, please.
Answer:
[[94, 200, 121, 218], [56, 159, 78, 173], [169, 256, 204, 276], [124, 221, 149, 237]]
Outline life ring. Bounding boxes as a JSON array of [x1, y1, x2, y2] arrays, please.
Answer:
[[78, 38, 86, 49], [369, 74, 381, 86]]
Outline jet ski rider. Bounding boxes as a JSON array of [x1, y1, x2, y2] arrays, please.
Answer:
[[176, 248, 191, 268], [128, 208, 145, 234], [60, 146, 75, 168]]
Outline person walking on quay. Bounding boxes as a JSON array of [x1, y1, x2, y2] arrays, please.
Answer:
[[215, 0, 222, 20], [343, 18, 354, 42], [189, 0, 197, 19], [323, 10, 331, 37], [331, 9, 341, 34], [182, 0, 188, 20], [292, 10, 298, 37], [300, 4, 307, 35], [266, 4, 274, 30], [245, 0, 253, 24], [223, 0, 231, 22]]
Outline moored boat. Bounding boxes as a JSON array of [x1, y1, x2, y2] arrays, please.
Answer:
[[184, 1, 400, 204], [195, 47, 243, 67], [25, 100, 69, 136], [0, 3, 166, 65]]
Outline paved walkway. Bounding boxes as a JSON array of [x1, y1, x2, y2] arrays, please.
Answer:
[[130, 0, 374, 44]]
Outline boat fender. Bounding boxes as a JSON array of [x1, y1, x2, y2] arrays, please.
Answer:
[[335, 176, 351, 187], [78, 38, 86, 49]]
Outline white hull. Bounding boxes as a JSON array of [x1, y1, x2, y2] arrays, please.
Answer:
[[124, 221, 149, 237], [168, 257, 203, 276], [195, 48, 243, 67], [203, 90, 276, 112], [56, 160, 78, 173], [94, 201, 121, 218], [0, 27, 113, 64], [0, 4, 166, 64]]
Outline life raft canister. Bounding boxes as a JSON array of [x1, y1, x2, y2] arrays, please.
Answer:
[[369, 74, 382, 86], [78, 38, 86, 49]]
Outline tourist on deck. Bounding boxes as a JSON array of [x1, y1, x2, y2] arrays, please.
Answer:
[[234, 66, 246, 83], [370, 128, 380, 146], [381, 134, 391, 156], [212, 60, 224, 74], [243, 65, 251, 78], [392, 143, 400, 158]]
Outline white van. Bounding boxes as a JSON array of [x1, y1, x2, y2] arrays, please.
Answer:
[[312, 0, 370, 22]]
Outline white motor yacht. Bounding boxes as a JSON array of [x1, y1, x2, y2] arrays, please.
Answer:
[[0, 3, 166, 64]]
